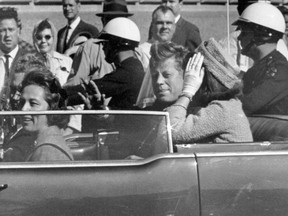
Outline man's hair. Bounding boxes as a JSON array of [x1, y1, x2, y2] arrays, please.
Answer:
[[150, 41, 189, 74], [152, 5, 175, 23], [0, 7, 22, 29]]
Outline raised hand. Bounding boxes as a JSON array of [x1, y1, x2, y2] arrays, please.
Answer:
[[182, 53, 205, 98], [78, 79, 107, 110]]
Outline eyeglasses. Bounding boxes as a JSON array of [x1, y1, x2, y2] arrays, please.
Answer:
[[36, 35, 52, 41]]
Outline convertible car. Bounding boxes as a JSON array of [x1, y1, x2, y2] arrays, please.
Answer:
[[0, 110, 288, 216]]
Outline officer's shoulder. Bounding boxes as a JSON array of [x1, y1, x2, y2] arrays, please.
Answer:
[[265, 51, 288, 78]]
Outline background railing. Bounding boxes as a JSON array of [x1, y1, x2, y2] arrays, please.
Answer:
[[0, 0, 286, 6]]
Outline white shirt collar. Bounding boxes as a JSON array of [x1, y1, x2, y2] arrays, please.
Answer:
[[1, 45, 19, 67], [175, 15, 181, 24], [8, 45, 19, 59], [68, 16, 81, 30]]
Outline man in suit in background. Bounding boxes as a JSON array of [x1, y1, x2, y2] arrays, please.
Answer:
[[64, 0, 133, 88], [0, 7, 29, 111], [148, 0, 202, 52], [57, 0, 99, 54]]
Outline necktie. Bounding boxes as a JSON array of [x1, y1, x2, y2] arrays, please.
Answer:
[[4, 54, 10, 76], [64, 25, 71, 51]]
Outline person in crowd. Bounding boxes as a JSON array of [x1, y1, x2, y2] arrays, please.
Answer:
[[0, 7, 30, 110], [137, 5, 176, 72], [33, 18, 72, 86], [57, 0, 99, 54], [64, 0, 133, 88], [135, 5, 176, 108], [33, 19, 82, 135], [233, 2, 288, 115], [4, 68, 73, 162], [148, 0, 202, 52], [149, 40, 252, 144], [0, 8, 35, 56]]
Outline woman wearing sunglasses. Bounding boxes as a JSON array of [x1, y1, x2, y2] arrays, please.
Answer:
[[32, 19, 72, 86]]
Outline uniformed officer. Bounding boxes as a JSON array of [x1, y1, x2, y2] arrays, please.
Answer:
[[67, 17, 144, 110], [233, 2, 288, 115]]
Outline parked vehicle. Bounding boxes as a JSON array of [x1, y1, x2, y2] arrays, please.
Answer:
[[0, 110, 288, 216]]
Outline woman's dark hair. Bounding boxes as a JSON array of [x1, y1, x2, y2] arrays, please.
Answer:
[[194, 70, 243, 107], [21, 68, 69, 129], [36, 19, 52, 35]]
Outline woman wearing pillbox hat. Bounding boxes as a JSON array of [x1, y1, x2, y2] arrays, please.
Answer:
[[153, 39, 253, 143]]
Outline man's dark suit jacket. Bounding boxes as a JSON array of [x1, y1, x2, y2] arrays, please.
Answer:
[[10, 47, 29, 83], [57, 19, 99, 54], [172, 17, 202, 52], [148, 16, 202, 52]]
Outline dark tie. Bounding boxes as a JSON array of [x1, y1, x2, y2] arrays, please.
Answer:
[[64, 25, 71, 51], [4, 54, 10, 76]]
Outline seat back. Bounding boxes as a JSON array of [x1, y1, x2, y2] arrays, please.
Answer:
[[248, 115, 288, 142]]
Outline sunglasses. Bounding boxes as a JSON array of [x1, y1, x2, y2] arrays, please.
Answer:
[[36, 35, 52, 41]]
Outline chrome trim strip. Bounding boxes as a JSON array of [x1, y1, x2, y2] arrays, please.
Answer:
[[0, 110, 168, 116], [0, 153, 195, 169], [196, 150, 288, 157]]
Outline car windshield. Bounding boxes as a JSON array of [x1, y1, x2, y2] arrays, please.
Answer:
[[0, 110, 172, 162]]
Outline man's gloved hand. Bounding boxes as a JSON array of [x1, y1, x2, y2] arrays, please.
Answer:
[[182, 53, 205, 99]]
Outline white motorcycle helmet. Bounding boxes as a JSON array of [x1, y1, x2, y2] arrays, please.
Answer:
[[99, 17, 140, 48], [233, 2, 285, 37]]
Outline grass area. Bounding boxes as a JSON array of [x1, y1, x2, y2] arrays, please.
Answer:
[[18, 9, 238, 45]]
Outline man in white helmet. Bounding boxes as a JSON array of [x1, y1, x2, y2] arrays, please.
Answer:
[[69, 17, 144, 111], [233, 2, 288, 115]]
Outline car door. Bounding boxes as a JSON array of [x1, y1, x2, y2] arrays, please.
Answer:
[[0, 154, 200, 216], [196, 150, 288, 216], [0, 110, 200, 216]]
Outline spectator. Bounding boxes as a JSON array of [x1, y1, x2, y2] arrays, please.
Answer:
[[148, 0, 202, 52], [135, 5, 176, 108], [0, 7, 30, 110], [64, 0, 133, 88], [149, 40, 252, 144], [233, 2, 288, 115], [4, 68, 73, 162], [0, 9, 35, 56], [57, 0, 99, 54], [33, 18, 72, 86]]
